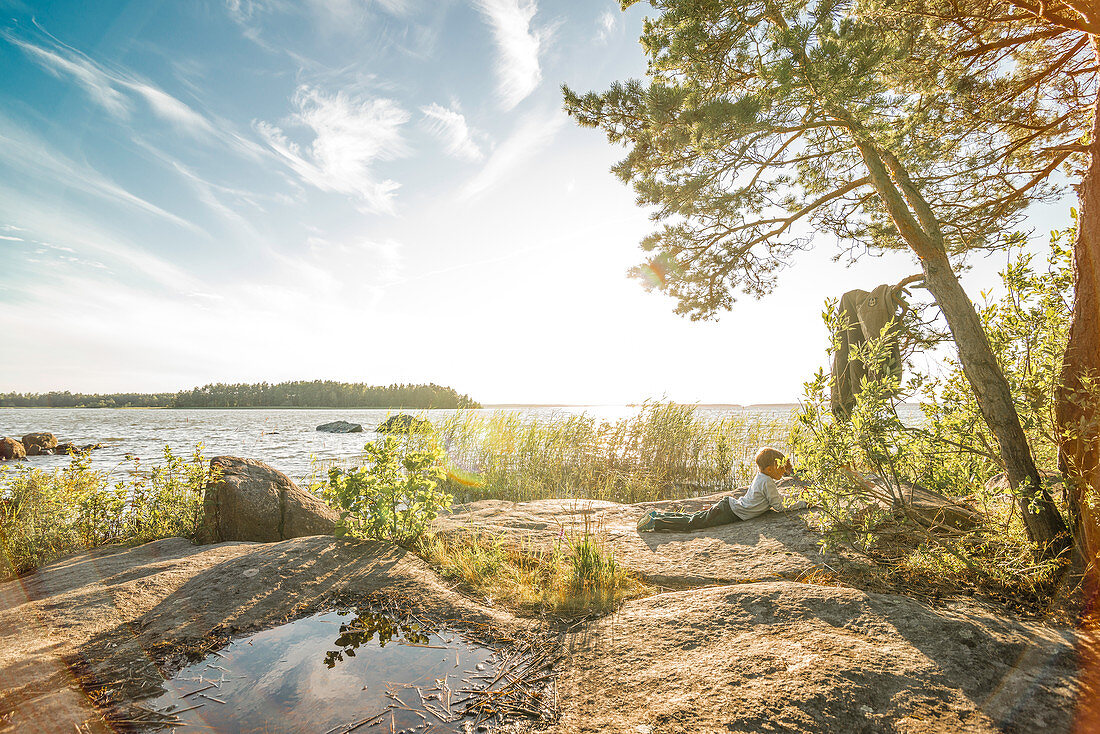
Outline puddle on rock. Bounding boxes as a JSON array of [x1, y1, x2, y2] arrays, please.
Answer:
[[150, 609, 528, 733]]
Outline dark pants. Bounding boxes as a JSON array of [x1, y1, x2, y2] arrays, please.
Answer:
[[652, 500, 743, 532]]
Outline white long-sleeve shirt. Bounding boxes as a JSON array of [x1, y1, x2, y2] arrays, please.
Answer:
[[727, 472, 806, 520]]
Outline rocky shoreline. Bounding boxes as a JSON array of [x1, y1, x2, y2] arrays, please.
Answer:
[[0, 457, 1088, 733], [0, 431, 102, 461]]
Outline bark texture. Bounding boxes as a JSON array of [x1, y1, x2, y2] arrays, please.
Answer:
[[1056, 40, 1100, 570]]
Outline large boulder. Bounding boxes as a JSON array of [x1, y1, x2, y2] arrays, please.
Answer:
[[0, 438, 26, 461], [201, 456, 338, 543], [316, 420, 364, 433], [20, 433, 57, 457], [377, 414, 432, 434]]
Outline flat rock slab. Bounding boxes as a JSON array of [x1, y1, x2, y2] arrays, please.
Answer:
[[557, 581, 1081, 733], [437, 491, 837, 585], [0, 536, 524, 733]]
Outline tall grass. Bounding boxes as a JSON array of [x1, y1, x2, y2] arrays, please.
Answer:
[[0, 446, 216, 579], [433, 402, 792, 503]]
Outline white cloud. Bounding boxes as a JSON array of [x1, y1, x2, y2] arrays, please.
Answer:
[[596, 10, 616, 42], [0, 183, 204, 293], [256, 86, 410, 213], [125, 81, 217, 137], [420, 103, 483, 162], [8, 35, 205, 135], [459, 111, 564, 200], [307, 0, 413, 20], [10, 39, 130, 116], [0, 113, 200, 234], [472, 0, 545, 111], [4, 30, 264, 159]]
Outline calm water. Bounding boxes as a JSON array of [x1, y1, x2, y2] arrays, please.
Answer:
[[0, 405, 805, 481], [150, 609, 505, 733]]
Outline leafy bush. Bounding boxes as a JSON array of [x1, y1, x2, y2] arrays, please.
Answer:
[[324, 437, 451, 543], [790, 230, 1074, 600]]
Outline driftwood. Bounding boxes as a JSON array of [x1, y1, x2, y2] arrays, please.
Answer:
[[840, 467, 985, 530]]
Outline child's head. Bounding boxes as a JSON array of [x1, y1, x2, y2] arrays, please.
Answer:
[[755, 447, 790, 479]]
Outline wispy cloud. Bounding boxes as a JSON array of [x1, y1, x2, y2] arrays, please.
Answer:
[[459, 111, 563, 200], [11, 39, 130, 116], [0, 183, 204, 294], [420, 103, 483, 162], [3, 27, 264, 159], [307, 0, 413, 21], [256, 86, 410, 213], [595, 10, 616, 43], [0, 112, 200, 233], [472, 0, 545, 111], [226, 0, 412, 39]]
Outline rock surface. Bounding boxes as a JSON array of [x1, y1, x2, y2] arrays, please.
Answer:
[[436, 488, 841, 586], [201, 456, 338, 543], [0, 437, 25, 461], [0, 532, 1086, 733], [20, 433, 57, 457], [0, 536, 525, 733], [558, 582, 1080, 733], [316, 420, 364, 433]]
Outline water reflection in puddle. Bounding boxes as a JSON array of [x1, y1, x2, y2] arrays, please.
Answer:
[[151, 610, 502, 733]]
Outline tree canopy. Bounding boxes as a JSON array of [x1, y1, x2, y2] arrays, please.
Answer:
[[564, 0, 1076, 320]]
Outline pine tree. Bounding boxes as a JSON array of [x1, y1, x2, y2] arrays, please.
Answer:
[[563, 0, 1071, 557]]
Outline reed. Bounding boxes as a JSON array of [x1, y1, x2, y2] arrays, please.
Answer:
[[0, 446, 215, 579], [433, 402, 792, 504]]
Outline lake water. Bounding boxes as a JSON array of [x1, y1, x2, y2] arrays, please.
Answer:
[[150, 608, 524, 733], [0, 405, 811, 481]]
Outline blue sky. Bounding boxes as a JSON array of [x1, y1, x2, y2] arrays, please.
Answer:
[[0, 0, 1074, 404]]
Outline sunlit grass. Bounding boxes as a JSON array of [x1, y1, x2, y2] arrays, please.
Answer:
[[417, 515, 649, 616], [0, 447, 216, 579]]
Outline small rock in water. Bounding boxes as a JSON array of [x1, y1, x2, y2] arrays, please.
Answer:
[[242, 568, 259, 578], [376, 414, 431, 434], [475, 663, 486, 671], [316, 420, 364, 433], [860, 705, 874, 714]]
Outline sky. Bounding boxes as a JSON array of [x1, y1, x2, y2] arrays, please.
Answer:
[[0, 0, 1075, 405]]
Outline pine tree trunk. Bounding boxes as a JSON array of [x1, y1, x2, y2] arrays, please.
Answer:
[[843, 126, 1072, 558], [920, 251, 1072, 556], [1056, 39, 1100, 569]]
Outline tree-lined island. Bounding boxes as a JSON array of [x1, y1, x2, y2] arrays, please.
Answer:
[[0, 380, 482, 410]]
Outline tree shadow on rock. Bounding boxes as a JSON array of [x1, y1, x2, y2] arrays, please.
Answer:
[[64, 535, 410, 717]]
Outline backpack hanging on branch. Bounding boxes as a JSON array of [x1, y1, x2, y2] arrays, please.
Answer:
[[830, 276, 922, 418]]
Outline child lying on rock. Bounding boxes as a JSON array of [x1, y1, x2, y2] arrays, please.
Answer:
[[637, 447, 806, 532]]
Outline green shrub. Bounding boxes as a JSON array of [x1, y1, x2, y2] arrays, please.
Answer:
[[790, 229, 1075, 600], [323, 436, 451, 543]]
